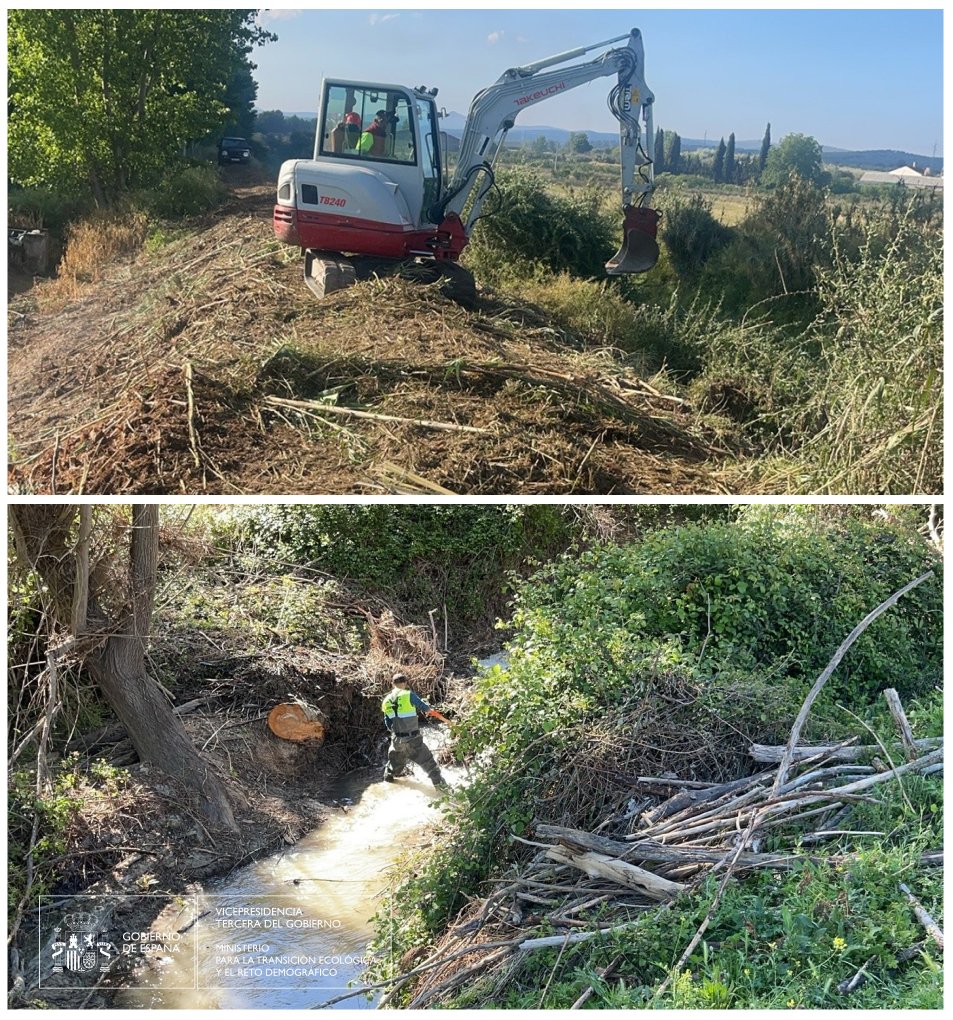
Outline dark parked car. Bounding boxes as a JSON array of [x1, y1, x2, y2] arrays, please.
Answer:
[[218, 137, 251, 164]]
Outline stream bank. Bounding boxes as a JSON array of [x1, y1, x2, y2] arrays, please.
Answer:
[[118, 724, 465, 1009], [14, 637, 488, 1010]]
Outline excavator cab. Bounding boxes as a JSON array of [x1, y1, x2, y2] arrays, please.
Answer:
[[315, 80, 444, 229]]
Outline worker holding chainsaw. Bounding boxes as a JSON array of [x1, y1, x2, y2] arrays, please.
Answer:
[[381, 672, 450, 789]]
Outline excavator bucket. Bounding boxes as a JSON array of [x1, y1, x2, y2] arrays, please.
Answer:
[[606, 206, 661, 275]]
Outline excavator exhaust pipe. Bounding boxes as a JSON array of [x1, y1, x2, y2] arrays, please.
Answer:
[[606, 206, 661, 275]]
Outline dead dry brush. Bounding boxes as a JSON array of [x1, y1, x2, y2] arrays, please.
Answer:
[[364, 712, 942, 1009]]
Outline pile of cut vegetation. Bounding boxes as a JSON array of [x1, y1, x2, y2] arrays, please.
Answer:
[[7, 186, 735, 495], [366, 509, 943, 1010]]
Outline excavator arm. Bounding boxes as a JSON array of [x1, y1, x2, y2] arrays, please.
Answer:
[[435, 28, 659, 273]]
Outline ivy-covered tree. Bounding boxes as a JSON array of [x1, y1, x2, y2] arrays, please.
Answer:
[[8, 9, 274, 202]]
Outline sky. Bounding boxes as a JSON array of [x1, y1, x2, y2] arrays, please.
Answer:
[[251, 6, 943, 156]]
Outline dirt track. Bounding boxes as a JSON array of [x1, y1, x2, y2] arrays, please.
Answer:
[[8, 183, 738, 495]]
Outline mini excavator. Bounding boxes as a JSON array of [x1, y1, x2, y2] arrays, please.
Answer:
[[274, 28, 659, 299]]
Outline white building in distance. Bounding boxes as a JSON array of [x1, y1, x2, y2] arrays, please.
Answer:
[[859, 164, 943, 189]]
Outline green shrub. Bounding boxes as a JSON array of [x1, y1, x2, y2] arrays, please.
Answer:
[[697, 175, 830, 316], [659, 193, 733, 278], [500, 514, 940, 704], [145, 163, 228, 218], [8, 186, 95, 232], [464, 168, 617, 281], [221, 505, 573, 626]]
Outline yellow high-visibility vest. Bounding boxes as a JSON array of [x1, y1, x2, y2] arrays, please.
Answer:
[[382, 688, 418, 734]]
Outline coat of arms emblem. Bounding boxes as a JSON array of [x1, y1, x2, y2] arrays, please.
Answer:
[[50, 912, 113, 975]]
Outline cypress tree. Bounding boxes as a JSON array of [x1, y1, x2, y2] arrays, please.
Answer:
[[759, 122, 771, 174], [667, 132, 681, 173], [712, 137, 727, 182], [654, 126, 665, 172], [725, 132, 736, 184]]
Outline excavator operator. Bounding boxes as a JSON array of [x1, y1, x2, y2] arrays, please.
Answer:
[[357, 110, 390, 156], [381, 672, 449, 789]]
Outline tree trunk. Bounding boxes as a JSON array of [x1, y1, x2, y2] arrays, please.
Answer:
[[9, 505, 238, 833]]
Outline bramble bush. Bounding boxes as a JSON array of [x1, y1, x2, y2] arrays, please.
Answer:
[[144, 163, 228, 218], [658, 192, 733, 278]]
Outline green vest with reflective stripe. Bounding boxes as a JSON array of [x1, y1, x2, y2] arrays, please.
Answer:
[[382, 688, 418, 734]]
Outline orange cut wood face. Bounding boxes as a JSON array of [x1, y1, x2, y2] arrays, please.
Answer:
[[267, 703, 326, 743]]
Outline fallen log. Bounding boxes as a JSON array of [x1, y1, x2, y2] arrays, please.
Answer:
[[535, 823, 815, 871], [544, 847, 686, 901], [750, 737, 940, 764]]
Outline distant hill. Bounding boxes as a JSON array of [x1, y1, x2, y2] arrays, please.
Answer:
[[274, 110, 942, 173], [821, 148, 943, 173]]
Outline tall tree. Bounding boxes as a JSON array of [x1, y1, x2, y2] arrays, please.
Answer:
[[759, 122, 772, 175], [8, 10, 274, 201], [725, 132, 736, 184], [761, 133, 829, 188], [654, 126, 666, 173], [665, 132, 682, 174], [9, 506, 238, 832], [565, 131, 593, 154], [712, 137, 727, 183]]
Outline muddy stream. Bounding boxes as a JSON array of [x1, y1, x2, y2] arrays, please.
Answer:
[[118, 723, 467, 1010]]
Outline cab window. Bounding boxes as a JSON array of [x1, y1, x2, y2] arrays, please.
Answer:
[[321, 85, 416, 164]]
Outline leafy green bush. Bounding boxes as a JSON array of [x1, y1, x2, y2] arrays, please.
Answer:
[[659, 193, 733, 278], [498, 513, 939, 704], [699, 174, 831, 314], [222, 505, 572, 627], [8, 186, 95, 231], [464, 168, 617, 281], [145, 163, 228, 218]]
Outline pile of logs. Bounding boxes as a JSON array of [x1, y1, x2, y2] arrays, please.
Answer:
[[346, 680, 943, 1010]]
